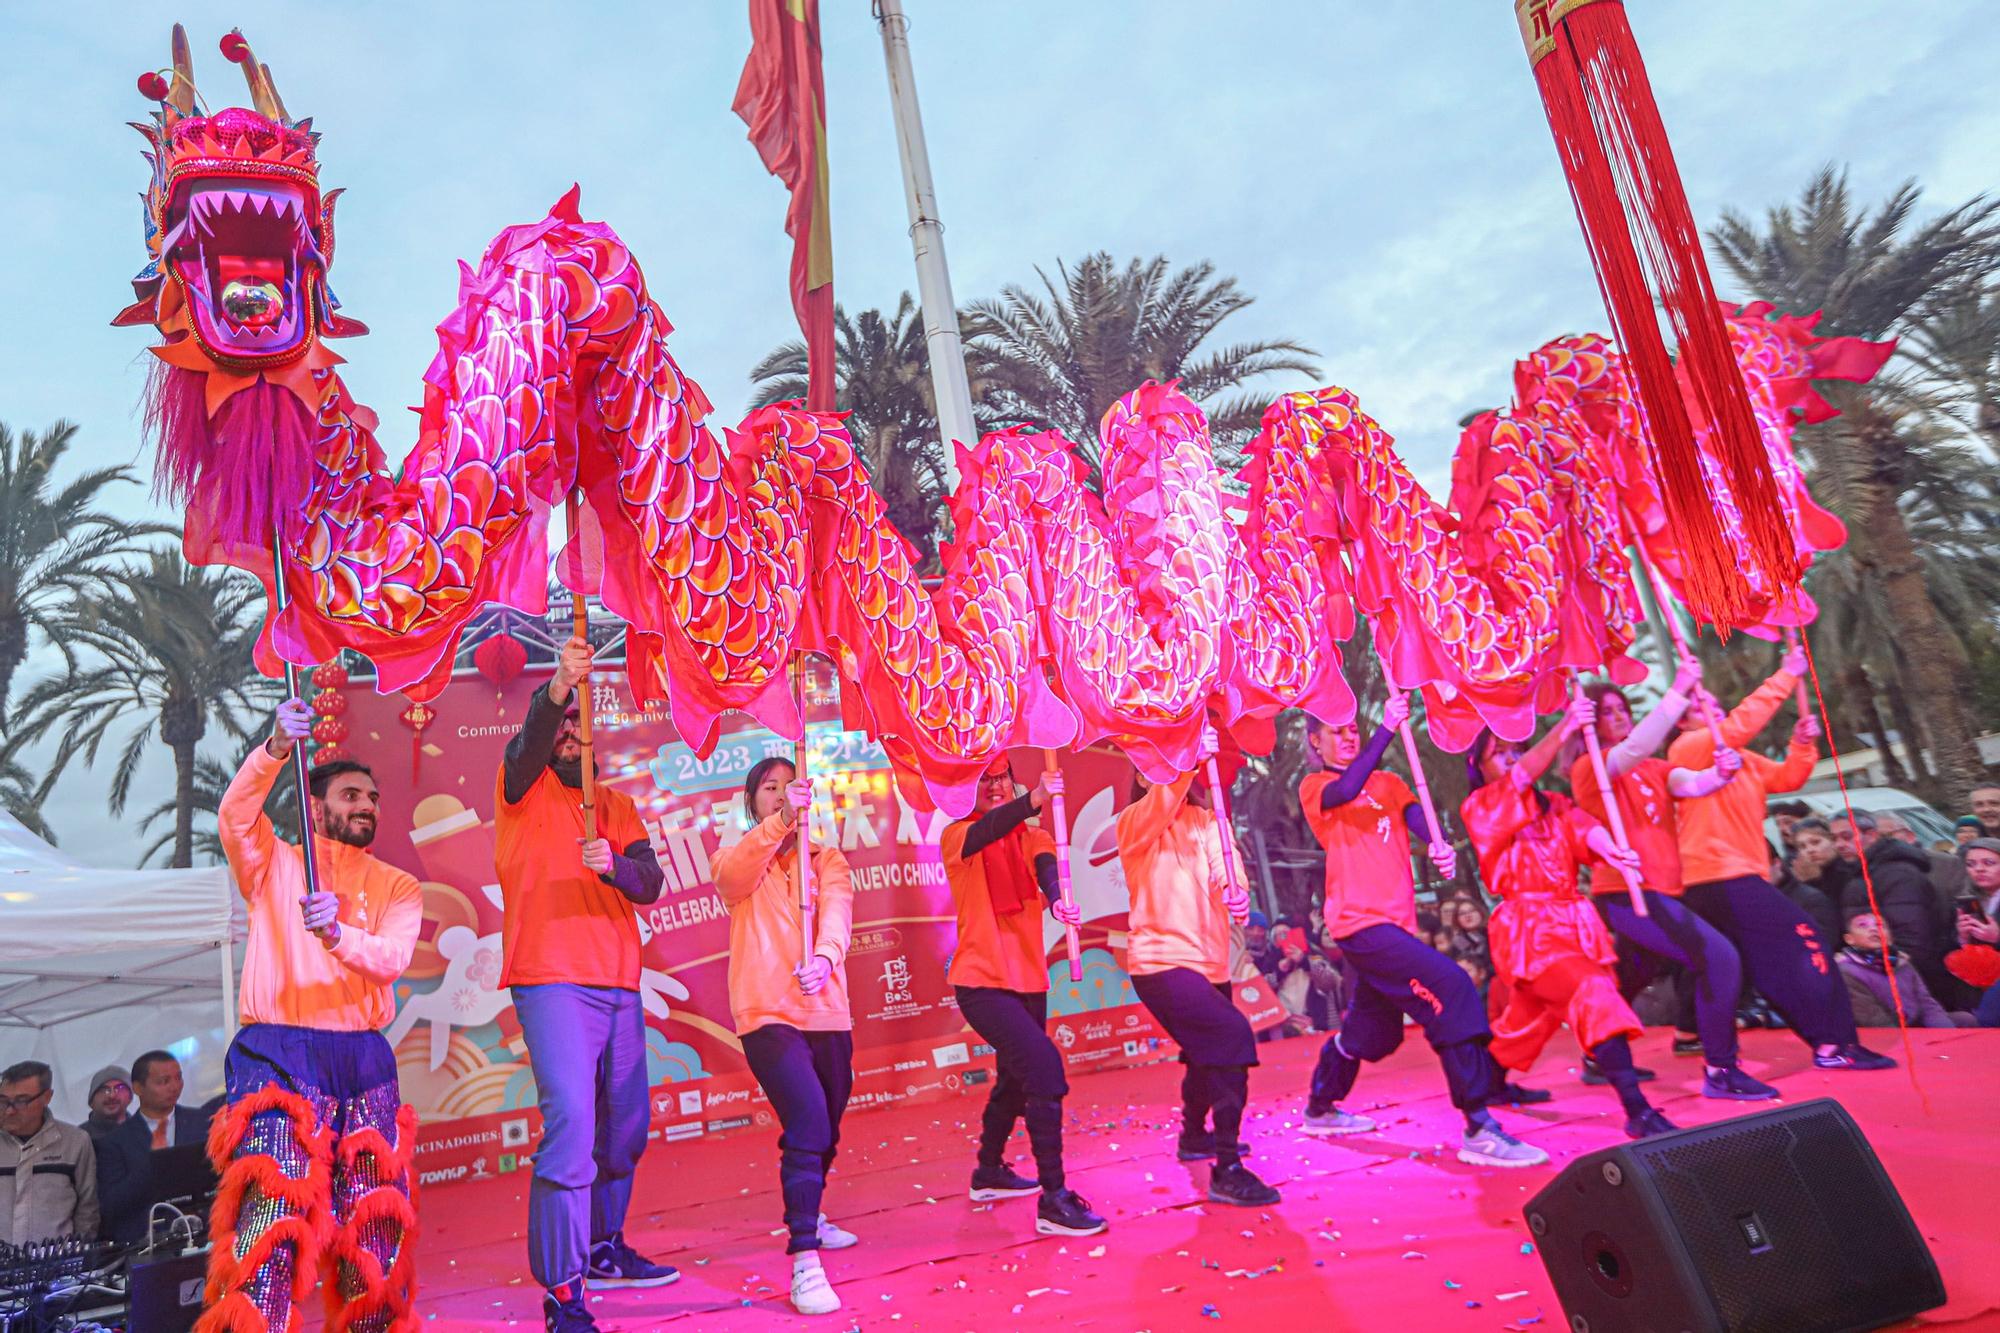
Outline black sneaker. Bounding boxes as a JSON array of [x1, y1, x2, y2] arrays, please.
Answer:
[[969, 1161, 1040, 1202], [1496, 1082, 1552, 1106], [1035, 1187, 1108, 1236], [587, 1235, 679, 1289], [1175, 1130, 1252, 1161], [1581, 1058, 1657, 1085], [1702, 1065, 1780, 1101], [1814, 1043, 1897, 1072], [544, 1280, 596, 1333], [1623, 1108, 1678, 1139], [1207, 1161, 1281, 1207], [1671, 1035, 1703, 1057]]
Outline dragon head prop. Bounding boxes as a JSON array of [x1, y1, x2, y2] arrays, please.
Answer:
[[117, 26, 371, 558]]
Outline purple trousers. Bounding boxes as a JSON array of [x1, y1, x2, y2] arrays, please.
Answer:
[[514, 983, 651, 1289]]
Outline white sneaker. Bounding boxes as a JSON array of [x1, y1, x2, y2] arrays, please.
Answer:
[[815, 1213, 858, 1250], [790, 1259, 841, 1316], [1457, 1118, 1550, 1169], [1300, 1107, 1377, 1136]]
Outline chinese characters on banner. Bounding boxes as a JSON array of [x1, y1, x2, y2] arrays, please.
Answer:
[[339, 654, 1184, 1187]]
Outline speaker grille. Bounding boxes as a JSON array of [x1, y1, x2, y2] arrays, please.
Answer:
[[1636, 1104, 1928, 1333]]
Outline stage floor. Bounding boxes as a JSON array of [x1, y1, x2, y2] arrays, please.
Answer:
[[384, 1028, 1997, 1331]]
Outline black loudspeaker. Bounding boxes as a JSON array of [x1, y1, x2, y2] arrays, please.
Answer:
[[1523, 1098, 1944, 1333]]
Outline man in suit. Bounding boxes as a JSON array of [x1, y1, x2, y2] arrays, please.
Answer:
[[95, 1050, 211, 1245]]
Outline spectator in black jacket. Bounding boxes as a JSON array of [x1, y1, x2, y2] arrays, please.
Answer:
[[1841, 814, 1952, 1002], [95, 1051, 212, 1245]]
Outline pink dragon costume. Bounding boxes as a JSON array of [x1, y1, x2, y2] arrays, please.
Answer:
[[117, 26, 1876, 814]]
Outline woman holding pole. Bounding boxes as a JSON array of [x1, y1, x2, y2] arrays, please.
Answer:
[[714, 757, 859, 1316], [1295, 694, 1551, 1168], [940, 756, 1102, 1237], [1567, 664, 1781, 1102], [1115, 726, 1280, 1208]]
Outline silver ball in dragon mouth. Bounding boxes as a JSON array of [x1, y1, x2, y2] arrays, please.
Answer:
[[221, 279, 284, 326]]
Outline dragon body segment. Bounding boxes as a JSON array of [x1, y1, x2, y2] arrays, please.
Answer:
[[121, 30, 1877, 812]]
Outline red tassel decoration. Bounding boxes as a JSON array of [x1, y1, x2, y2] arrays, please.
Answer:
[[1519, 0, 1800, 627]]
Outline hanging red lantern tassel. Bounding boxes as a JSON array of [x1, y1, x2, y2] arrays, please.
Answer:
[[400, 699, 437, 781], [1518, 0, 1799, 628]]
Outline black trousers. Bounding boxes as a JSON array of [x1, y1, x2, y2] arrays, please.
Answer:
[[741, 1024, 855, 1253], [956, 986, 1069, 1189], [1131, 968, 1257, 1168]]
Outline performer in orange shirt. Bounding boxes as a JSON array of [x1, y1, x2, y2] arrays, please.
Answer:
[[494, 636, 677, 1333], [1666, 651, 1893, 1072], [1461, 700, 1678, 1140], [1115, 726, 1280, 1208], [941, 757, 1103, 1237], [205, 698, 422, 1333], [1298, 696, 1550, 1169], [1568, 662, 1779, 1103], [713, 757, 858, 1317]]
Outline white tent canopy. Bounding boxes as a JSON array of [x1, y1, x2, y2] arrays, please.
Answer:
[[0, 810, 238, 1120]]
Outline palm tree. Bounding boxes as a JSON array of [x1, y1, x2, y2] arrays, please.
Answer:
[[1709, 168, 2000, 800], [0, 421, 158, 719], [135, 740, 298, 867], [0, 757, 55, 844], [751, 295, 1004, 570], [965, 254, 1319, 486], [5, 549, 278, 867]]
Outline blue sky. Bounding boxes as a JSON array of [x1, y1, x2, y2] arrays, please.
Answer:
[[2, 1, 1995, 858]]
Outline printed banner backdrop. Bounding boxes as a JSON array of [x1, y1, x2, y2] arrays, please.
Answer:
[[338, 653, 1183, 1189]]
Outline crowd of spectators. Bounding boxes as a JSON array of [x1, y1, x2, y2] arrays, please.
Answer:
[[0, 1048, 217, 1247]]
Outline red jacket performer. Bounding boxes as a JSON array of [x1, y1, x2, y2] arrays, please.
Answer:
[[1462, 699, 1677, 1140], [203, 698, 422, 1333]]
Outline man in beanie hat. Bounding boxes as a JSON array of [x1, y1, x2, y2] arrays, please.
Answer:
[[79, 1066, 131, 1141]]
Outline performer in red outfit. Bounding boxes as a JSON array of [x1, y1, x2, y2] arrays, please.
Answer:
[[941, 757, 1104, 1237], [1295, 695, 1551, 1169], [1462, 699, 1677, 1139]]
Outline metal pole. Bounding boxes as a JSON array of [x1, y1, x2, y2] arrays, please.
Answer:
[[874, 0, 978, 489], [269, 528, 322, 908]]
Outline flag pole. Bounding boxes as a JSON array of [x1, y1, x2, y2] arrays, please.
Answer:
[[874, 0, 978, 491]]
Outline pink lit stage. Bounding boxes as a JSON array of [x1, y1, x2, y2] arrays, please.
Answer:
[[383, 1029, 1997, 1330]]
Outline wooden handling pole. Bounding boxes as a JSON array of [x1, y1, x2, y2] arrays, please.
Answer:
[[1039, 748, 1084, 982], [1638, 556, 1726, 750], [1204, 750, 1250, 922], [791, 656, 816, 967], [564, 490, 597, 839], [1573, 673, 1649, 916]]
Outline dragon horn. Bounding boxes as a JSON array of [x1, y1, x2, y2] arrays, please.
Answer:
[[219, 30, 282, 121], [260, 63, 291, 123], [168, 23, 197, 116]]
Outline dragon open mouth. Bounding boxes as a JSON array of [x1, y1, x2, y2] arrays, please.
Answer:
[[163, 177, 318, 361]]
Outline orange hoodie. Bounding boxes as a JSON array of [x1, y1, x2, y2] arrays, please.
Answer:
[[713, 812, 855, 1034], [1114, 773, 1235, 983], [1667, 670, 1818, 885], [219, 746, 422, 1032]]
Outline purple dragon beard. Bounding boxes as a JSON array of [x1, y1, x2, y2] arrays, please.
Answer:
[[145, 362, 319, 557]]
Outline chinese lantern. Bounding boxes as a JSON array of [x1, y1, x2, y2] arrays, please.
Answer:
[[314, 745, 352, 766], [311, 715, 349, 746], [312, 688, 348, 717], [473, 634, 528, 700], [311, 662, 348, 690]]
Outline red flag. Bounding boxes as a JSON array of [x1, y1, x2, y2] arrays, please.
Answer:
[[734, 0, 836, 411]]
